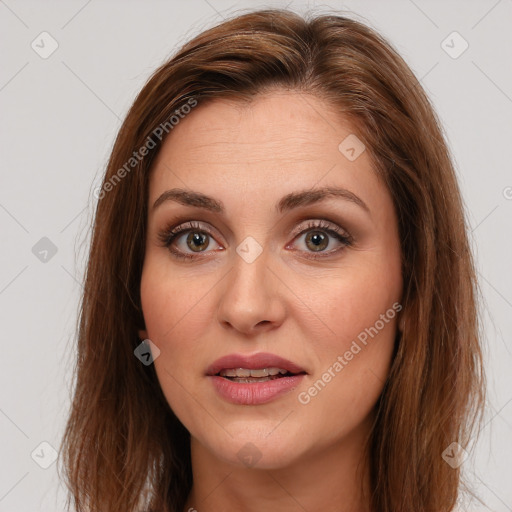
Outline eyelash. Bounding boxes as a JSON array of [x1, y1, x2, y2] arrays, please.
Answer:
[[157, 219, 353, 261]]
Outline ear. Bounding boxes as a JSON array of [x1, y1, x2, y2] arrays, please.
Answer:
[[398, 315, 404, 333], [138, 329, 149, 340], [397, 308, 406, 334]]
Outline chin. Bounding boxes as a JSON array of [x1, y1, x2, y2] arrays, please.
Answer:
[[204, 428, 304, 470]]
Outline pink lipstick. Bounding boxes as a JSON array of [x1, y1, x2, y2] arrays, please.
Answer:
[[206, 352, 307, 405]]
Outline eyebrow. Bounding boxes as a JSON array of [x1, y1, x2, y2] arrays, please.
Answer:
[[152, 186, 370, 214]]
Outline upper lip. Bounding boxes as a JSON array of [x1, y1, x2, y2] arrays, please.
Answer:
[[206, 352, 307, 376]]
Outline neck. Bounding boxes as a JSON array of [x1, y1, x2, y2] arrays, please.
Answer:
[[183, 414, 374, 512]]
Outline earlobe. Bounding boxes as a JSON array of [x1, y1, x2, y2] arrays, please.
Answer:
[[138, 329, 148, 340]]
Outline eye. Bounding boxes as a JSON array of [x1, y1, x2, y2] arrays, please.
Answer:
[[157, 219, 353, 261], [287, 219, 353, 260], [157, 221, 223, 260]]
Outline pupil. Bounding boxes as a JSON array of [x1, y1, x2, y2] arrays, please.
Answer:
[[307, 231, 327, 251], [187, 232, 209, 251]]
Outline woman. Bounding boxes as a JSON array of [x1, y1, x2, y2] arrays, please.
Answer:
[[59, 8, 485, 512]]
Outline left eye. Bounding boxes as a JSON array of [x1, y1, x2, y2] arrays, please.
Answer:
[[158, 220, 352, 260], [287, 220, 352, 258], [292, 227, 350, 254]]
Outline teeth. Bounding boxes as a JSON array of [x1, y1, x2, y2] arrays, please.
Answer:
[[231, 377, 274, 383], [219, 367, 289, 378]]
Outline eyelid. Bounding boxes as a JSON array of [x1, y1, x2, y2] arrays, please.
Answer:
[[289, 218, 351, 241], [157, 220, 222, 247]]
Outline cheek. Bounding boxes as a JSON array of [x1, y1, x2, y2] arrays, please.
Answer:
[[326, 282, 398, 345], [139, 266, 204, 419], [292, 260, 400, 423], [139, 259, 218, 401], [295, 324, 396, 452], [296, 257, 401, 350], [140, 256, 214, 346]]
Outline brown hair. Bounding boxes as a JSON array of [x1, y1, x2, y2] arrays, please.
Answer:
[[59, 8, 485, 512]]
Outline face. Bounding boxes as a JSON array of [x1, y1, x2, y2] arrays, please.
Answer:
[[139, 90, 403, 469]]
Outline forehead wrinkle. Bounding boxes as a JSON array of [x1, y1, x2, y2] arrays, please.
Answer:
[[169, 138, 333, 166]]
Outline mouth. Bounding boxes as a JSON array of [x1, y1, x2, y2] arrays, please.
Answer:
[[215, 367, 306, 383], [206, 352, 308, 380], [206, 353, 308, 405]]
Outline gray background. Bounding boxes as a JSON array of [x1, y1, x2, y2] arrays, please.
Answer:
[[0, 0, 511, 510]]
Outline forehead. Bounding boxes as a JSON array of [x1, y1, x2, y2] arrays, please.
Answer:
[[154, 91, 355, 163], [147, 90, 384, 214]]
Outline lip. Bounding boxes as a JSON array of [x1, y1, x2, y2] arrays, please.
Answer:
[[206, 352, 307, 406], [209, 374, 306, 405], [206, 352, 307, 376]]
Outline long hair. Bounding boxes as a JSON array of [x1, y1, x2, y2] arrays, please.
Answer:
[[59, 8, 485, 512]]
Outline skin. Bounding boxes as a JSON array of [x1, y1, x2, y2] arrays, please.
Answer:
[[139, 90, 403, 512]]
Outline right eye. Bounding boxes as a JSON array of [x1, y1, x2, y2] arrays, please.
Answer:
[[158, 221, 224, 260]]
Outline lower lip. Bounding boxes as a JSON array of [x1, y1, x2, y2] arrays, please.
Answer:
[[209, 374, 306, 405]]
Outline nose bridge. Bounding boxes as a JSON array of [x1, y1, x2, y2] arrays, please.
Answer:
[[228, 236, 272, 300], [216, 236, 282, 332]]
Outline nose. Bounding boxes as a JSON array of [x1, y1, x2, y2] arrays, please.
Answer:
[[216, 245, 286, 336]]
